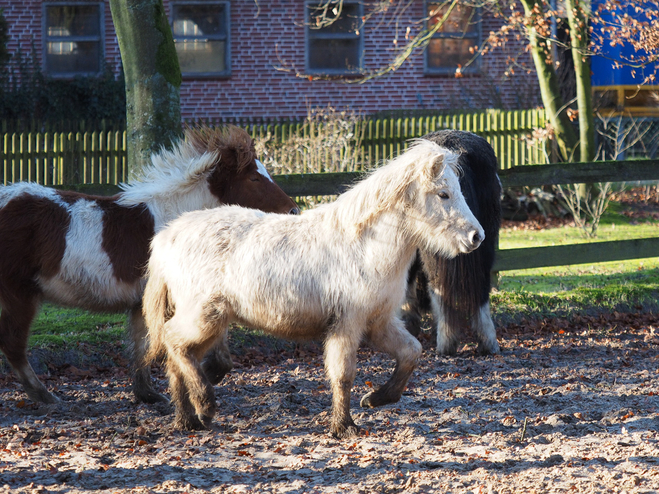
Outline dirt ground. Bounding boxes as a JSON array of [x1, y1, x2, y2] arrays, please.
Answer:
[[1, 311, 658, 494]]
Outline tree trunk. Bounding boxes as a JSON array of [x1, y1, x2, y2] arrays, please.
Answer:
[[519, 0, 579, 162], [565, 0, 595, 162], [109, 0, 182, 180]]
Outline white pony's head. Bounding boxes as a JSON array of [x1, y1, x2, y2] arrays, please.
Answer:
[[402, 140, 484, 258]]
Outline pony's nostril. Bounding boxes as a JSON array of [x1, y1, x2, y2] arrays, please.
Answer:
[[289, 207, 300, 215], [470, 231, 482, 246]]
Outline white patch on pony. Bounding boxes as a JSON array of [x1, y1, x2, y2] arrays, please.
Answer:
[[38, 198, 143, 310], [117, 146, 228, 231], [255, 160, 274, 183], [0, 182, 64, 209]]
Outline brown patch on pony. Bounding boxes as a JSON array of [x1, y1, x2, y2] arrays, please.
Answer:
[[0, 195, 70, 365], [186, 125, 257, 197], [0, 195, 70, 285], [98, 200, 155, 283]]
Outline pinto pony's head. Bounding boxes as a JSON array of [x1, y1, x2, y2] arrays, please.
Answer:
[[118, 125, 299, 217], [186, 126, 299, 215]]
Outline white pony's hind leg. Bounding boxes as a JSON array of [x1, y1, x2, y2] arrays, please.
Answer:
[[163, 305, 225, 430], [324, 321, 362, 439], [361, 316, 422, 409], [473, 302, 500, 355], [430, 288, 460, 355]]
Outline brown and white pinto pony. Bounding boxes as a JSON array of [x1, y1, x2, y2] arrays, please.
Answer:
[[0, 125, 298, 405], [142, 139, 484, 438]]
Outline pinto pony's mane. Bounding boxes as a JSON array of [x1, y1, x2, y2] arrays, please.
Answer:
[[118, 126, 256, 206], [326, 139, 461, 233]]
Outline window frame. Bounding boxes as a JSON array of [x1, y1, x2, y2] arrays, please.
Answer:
[[305, 0, 364, 76], [170, 0, 231, 79], [424, 0, 481, 75], [42, 2, 105, 78]]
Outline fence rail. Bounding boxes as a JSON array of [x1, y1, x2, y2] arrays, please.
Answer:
[[1, 110, 547, 185]]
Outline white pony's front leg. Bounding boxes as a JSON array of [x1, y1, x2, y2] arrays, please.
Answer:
[[361, 315, 422, 408], [473, 302, 500, 355], [324, 320, 363, 439]]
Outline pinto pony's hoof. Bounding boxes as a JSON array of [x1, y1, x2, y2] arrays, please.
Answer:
[[174, 413, 212, 431], [330, 421, 360, 439], [25, 388, 60, 405], [133, 387, 170, 405], [201, 360, 231, 386]]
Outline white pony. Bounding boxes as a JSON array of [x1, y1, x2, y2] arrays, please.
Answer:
[[142, 139, 484, 438]]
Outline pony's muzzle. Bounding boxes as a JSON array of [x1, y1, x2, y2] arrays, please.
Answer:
[[465, 229, 484, 252]]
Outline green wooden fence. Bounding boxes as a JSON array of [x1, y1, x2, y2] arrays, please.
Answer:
[[0, 109, 548, 185], [1, 128, 128, 186]]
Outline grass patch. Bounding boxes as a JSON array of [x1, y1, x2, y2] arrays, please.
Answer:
[[499, 215, 659, 250], [30, 305, 126, 349], [495, 202, 659, 323]]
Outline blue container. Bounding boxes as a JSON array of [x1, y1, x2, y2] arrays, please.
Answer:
[[590, 0, 659, 86]]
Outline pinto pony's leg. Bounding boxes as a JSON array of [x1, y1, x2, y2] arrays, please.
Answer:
[[400, 253, 425, 337], [0, 295, 59, 404], [129, 305, 168, 404], [324, 327, 362, 439], [430, 289, 461, 356], [201, 332, 234, 385], [361, 317, 422, 409], [473, 302, 500, 355]]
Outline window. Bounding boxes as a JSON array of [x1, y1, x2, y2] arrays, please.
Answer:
[[425, 1, 480, 74], [171, 2, 230, 77], [43, 3, 103, 76], [306, 2, 363, 75]]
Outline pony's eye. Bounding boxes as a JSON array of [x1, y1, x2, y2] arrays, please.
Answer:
[[438, 191, 450, 199]]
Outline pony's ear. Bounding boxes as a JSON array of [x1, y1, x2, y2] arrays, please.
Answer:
[[429, 154, 445, 181]]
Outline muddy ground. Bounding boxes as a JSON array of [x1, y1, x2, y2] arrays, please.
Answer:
[[1, 311, 658, 494]]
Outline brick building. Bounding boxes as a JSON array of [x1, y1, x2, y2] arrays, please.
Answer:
[[1, 0, 540, 119]]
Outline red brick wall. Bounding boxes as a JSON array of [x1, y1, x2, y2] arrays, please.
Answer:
[[2, 0, 540, 119]]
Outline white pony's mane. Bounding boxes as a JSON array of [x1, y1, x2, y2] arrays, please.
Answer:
[[324, 139, 461, 232], [117, 126, 254, 206]]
